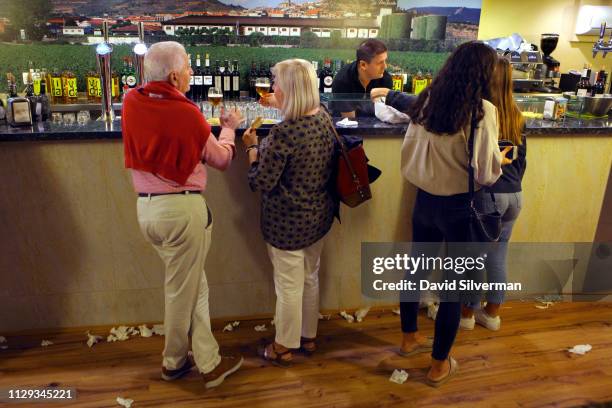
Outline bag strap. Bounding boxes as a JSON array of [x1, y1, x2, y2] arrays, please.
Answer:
[[320, 106, 362, 188], [467, 107, 497, 208], [467, 109, 477, 202]]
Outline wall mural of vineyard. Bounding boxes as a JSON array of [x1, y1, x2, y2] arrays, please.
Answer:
[[0, 0, 481, 93]]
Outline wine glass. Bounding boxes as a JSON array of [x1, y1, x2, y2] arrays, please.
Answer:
[[255, 77, 271, 100], [77, 110, 90, 125], [208, 87, 223, 118]]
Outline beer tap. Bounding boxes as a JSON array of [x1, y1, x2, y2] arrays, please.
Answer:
[[132, 22, 148, 87], [592, 22, 612, 58], [96, 21, 115, 122]]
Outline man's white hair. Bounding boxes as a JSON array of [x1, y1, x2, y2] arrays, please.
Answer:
[[144, 41, 187, 82]]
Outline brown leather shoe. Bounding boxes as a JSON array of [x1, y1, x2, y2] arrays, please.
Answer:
[[161, 356, 194, 381], [202, 353, 243, 389]]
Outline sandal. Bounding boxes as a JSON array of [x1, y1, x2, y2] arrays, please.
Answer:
[[257, 341, 293, 368], [299, 337, 317, 356], [397, 337, 434, 357], [425, 356, 459, 388]]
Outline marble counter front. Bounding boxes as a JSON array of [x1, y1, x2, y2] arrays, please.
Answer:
[[0, 116, 610, 332]]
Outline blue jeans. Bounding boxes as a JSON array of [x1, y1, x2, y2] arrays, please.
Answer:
[[473, 191, 522, 305], [400, 189, 479, 361]]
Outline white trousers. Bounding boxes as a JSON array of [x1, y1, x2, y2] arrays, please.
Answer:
[[267, 237, 326, 349], [137, 193, 221, 374]]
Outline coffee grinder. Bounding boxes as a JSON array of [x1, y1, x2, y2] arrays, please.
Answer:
[[540, 33, 561, 92]]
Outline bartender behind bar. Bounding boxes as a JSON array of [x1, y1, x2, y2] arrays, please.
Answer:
[[331, 39, 393, 118]]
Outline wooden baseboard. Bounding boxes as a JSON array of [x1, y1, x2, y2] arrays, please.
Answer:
[[1, 304, 400, 337]]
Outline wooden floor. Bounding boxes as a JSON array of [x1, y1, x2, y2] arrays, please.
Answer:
[[1, 301, 612, 408]]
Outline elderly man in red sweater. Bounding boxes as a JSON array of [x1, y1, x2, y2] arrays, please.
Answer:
[[122, 41, 244, 389]]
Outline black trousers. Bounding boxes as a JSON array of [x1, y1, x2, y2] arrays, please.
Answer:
[[400, 188, 478, 361]]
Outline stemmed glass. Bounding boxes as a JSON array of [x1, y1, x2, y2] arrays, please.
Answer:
[[208, 87, 223, 118], [255, 77, 271, 99]]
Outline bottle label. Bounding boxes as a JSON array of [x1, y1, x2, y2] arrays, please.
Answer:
[[33, 80, 41, 95], [112, 78, 118, 97], [392, 78, 403, 92], [324, 87, 332, 93], [233, 77, 239, 91], [194, 76, 203, 85], [52, 78, 63, 97], [126, 75, 137, 87], [11, 100, 31, 123], [87, 77, 102, 97], [65, 78, 78, 98], [189, 75, 194, 85], [203, 76, 213, 85], [215, 77, 222, 88], [323, 76, 333, 86], [224, 77, 230, 90], [413, 79, 428, 95], [576, 89, 587, 97]]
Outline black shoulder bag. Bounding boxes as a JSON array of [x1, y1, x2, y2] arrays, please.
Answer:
[[467, 111, 503, 242]]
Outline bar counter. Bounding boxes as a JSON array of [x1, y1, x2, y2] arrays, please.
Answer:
[[1, 116, 610, 332]]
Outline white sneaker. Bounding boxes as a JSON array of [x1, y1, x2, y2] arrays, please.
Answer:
[[459, 315, 475, 330], [475, 309, 501, 331]]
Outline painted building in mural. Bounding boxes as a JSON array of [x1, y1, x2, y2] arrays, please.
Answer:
[[162, 16, 380, 39]]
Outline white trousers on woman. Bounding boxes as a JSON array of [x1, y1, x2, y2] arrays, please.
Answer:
[[137, 193, 221, 374], [267, 237, 326, 349]]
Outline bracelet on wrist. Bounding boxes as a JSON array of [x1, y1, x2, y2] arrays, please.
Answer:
[[245, 144, 259, 154]]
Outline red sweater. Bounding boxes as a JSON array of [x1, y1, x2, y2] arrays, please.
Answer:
[[122, 81, 210, 185]]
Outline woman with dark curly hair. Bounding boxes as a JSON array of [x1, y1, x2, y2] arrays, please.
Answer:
[[376, 42, 510, 386]]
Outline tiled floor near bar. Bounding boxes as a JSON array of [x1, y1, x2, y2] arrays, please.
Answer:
[[1, 300, 611, 407]]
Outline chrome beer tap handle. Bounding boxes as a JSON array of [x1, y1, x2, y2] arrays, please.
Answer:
[[592, 22, 611, 58]]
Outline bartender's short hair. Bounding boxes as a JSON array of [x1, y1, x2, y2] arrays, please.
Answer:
[[144, 41, 187, 82], [356, 39, 388, 63], [272, 59, 320, 122]]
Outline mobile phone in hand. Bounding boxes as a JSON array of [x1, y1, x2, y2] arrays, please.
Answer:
[[499, 140, 518, 160]]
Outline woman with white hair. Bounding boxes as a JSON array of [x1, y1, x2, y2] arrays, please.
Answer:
[[242, 59, 338, 367]]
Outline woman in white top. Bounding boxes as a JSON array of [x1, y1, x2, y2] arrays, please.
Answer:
[[388, 41, 510, 387]]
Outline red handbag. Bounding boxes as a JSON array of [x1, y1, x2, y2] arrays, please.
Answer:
[[323, 112, 372, 207]]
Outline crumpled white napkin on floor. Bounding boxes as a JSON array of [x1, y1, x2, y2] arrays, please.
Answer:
[[568, 344, 592, 355], [116, 396, 134, 407], [389, 369, 409, 384]]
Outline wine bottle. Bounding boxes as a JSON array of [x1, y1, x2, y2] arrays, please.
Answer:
[[202, 53, 213, 100], [248, 61, 258, 98], [231, 60, 240, 100], [186, 54, 193, 100], [576, 71, 591, 97], [193, 54, 203, 102], [214, 60, 223, 91], [321, 58, 333, 93], [126, 57, 137, 89], [38, 78, 50, 122], [222, 60, 231, 99]]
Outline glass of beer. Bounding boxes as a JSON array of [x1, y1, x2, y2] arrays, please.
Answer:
[[255, 77, 271, 99], [208, 87, 223, 118]]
